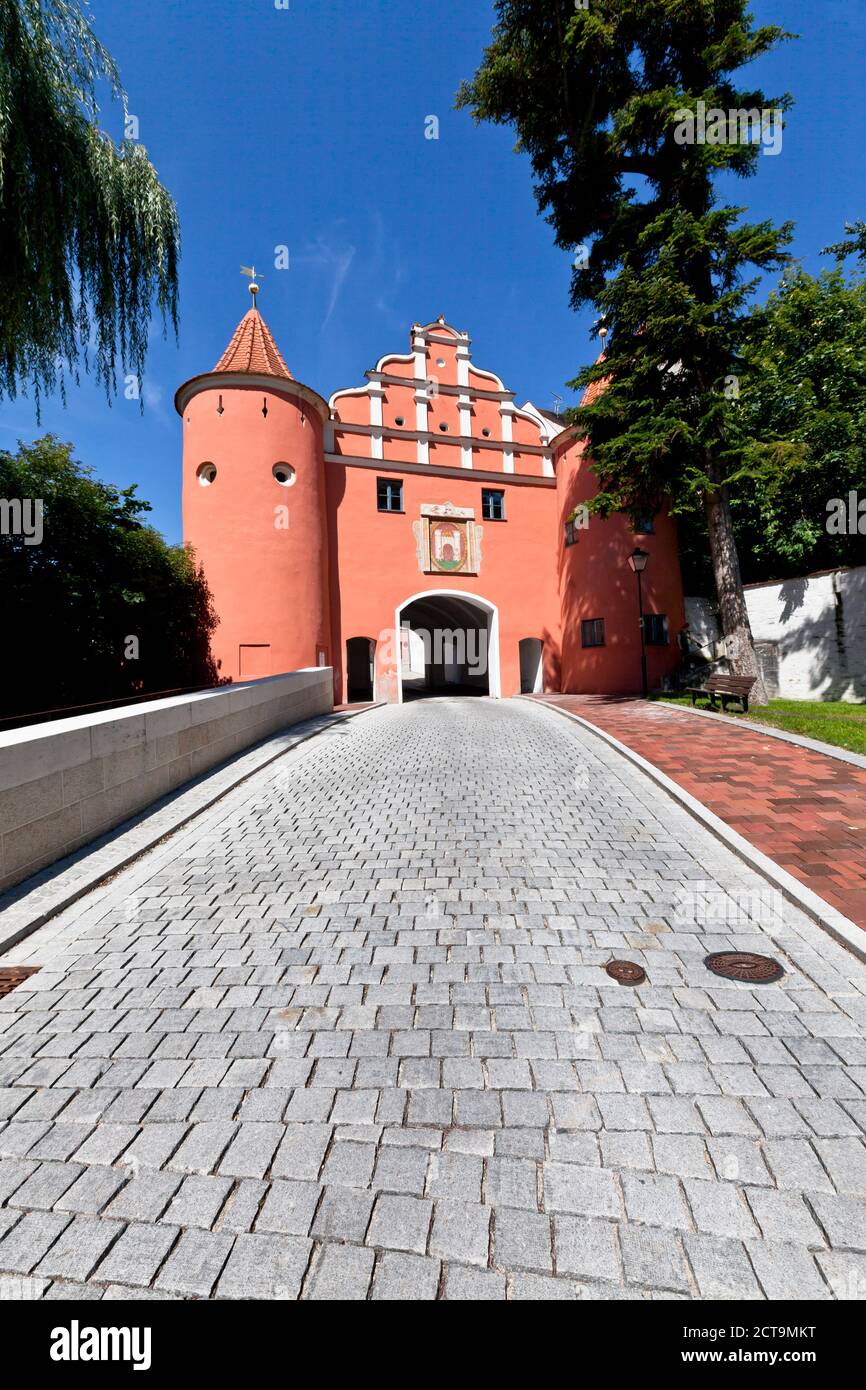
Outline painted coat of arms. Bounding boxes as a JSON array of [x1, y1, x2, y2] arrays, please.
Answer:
[[430, 518, 466, 572], [413, 502, 481, 575]]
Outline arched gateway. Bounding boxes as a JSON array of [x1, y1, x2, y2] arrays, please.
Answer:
[[395, 590, 501, 703]]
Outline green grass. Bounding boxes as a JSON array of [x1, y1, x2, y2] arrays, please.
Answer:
[[654, 694, 866, 756]]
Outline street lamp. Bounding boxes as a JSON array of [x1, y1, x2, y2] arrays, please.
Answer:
[[627, 547, 650, 698]]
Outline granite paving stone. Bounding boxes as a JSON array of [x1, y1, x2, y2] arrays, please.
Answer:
[[154, 1227, 235, 1297], [1, 699, 864, 1300], [371, 1251, 441, 1300], [302, 1242, 374, 1300]]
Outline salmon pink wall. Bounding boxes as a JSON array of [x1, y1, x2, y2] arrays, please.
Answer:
[[325, 464, 561, 704], [181, 382, 330, 682], [555, 433, 686, 694]]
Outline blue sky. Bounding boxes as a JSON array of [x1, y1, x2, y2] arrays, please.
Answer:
[[2, 0, 864, 543]]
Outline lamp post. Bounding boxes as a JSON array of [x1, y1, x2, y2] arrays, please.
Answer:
[[627, 547, 650, 698]]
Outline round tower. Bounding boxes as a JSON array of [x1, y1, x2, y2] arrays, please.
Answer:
[[175, 291, 331, 684]]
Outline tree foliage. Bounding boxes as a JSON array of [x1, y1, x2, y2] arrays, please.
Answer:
[[0, 0, 179, 410], [721, 266, 866, 583], [458, 0, 798, 698], [823, 220, 866, 265], [0, 436, 219, 722]]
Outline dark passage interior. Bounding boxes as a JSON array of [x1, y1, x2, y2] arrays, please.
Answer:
[[400, 595, 490, 699], [346, 637, 375, 702]]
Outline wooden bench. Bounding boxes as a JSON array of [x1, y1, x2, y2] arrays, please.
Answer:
[[686, 673, 757, 714]]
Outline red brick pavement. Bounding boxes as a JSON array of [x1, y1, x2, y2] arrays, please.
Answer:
[[535, 694, 866, 932]]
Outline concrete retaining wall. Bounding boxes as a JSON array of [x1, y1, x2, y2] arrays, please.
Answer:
[[0, 669, 333, 892], [686, 565, 866, 701]]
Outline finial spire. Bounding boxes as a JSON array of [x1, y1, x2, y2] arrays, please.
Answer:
[[240, 264, 262, 308]]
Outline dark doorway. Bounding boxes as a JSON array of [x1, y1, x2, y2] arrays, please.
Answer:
[[519, 637, 544, 693], [399, 595, 491, 699], [346, 637, 375, 702]]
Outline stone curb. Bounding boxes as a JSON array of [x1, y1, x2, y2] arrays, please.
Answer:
[[0, 704, 382, 958], [652, 698, 866, 771], [524, 697, 866, 967]]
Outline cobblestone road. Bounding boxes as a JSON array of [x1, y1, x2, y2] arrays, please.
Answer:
[[1, 699, 865, 1301]]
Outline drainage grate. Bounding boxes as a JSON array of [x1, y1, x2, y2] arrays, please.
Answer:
[[0, 966, 41, 999], [704, 951, 784, 985], [605, 959, 646, 986]]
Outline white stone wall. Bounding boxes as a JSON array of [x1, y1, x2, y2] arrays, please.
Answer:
[[683, 596, 721, 660], [0, 669, 333, 892], [686, 565, 866, 702]]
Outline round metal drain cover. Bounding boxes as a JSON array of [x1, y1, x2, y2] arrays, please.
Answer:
[[704, 951, 784, 984], [605, 960, 646, 986]]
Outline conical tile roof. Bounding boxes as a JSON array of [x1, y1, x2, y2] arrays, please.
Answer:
[[213, 307, 293, 379]]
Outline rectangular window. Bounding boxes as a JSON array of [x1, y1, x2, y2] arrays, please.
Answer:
[[633, 515, 655, 535], [581, 618, 605, 648], [481, 488, 505, 522], [564, 519, 579, 547], [643, 614, 669, 645], [377, 477, 403, 512]]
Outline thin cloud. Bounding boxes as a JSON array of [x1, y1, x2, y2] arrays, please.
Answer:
[[294, 235, 357, 330]]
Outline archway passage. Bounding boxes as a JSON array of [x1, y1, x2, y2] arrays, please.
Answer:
[[519, 637, 544, 694], [398, 593, 497, 701], [346, 637, 375, 703]]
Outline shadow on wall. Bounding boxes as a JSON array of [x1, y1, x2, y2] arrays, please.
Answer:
[[325, 456, 347, 705], [777, 576, 809, 625], [687, 565, 866, 701], [556, 438, 686, 695], [767, 569, 865, 701]]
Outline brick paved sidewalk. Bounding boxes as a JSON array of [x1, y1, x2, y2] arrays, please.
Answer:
[[0, 699, 865, 1301], [537, 696, 866, 934]]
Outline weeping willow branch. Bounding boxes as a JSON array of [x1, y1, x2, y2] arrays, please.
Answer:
[[0, 0, 180, 412]]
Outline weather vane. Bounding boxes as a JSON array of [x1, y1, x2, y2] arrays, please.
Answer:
[[240, 264, 262, 307]]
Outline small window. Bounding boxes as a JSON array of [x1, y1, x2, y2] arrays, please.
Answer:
[[377, 477, 403, 513], [634, 514, 655, 535], [481, 488, 505, 522], [582, 618, 605, 648], [564, 518, 580, 547], [439, 422, 449, 432], [395, 416, 405, 426], [197, 462, 217, 486], [482, 427, 491, 438], [272, 463, 295, 486], [643, 614, 669, 645]]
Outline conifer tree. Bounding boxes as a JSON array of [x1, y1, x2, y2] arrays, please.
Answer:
[[459, 0, 797, 701]]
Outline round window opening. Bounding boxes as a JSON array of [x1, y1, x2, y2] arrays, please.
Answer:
[[436, 358, 446, 368], [439, 422, 449, 432], [395, 416, 405, 426], [482, 428, 491, 438], [197, 463, 217, 486], [273, 463, 296, 486]]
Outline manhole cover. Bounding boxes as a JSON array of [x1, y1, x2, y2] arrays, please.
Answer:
[[0, 966, 40, 999], [704, 951, 784, 984], [605, 959, 646, 986]]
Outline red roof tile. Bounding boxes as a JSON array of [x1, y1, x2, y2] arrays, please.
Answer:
[[579, 352, 609, 407], [213, 308, 293, 379]]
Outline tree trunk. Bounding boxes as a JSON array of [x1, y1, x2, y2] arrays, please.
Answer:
[[703, 482, 769, 705]]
